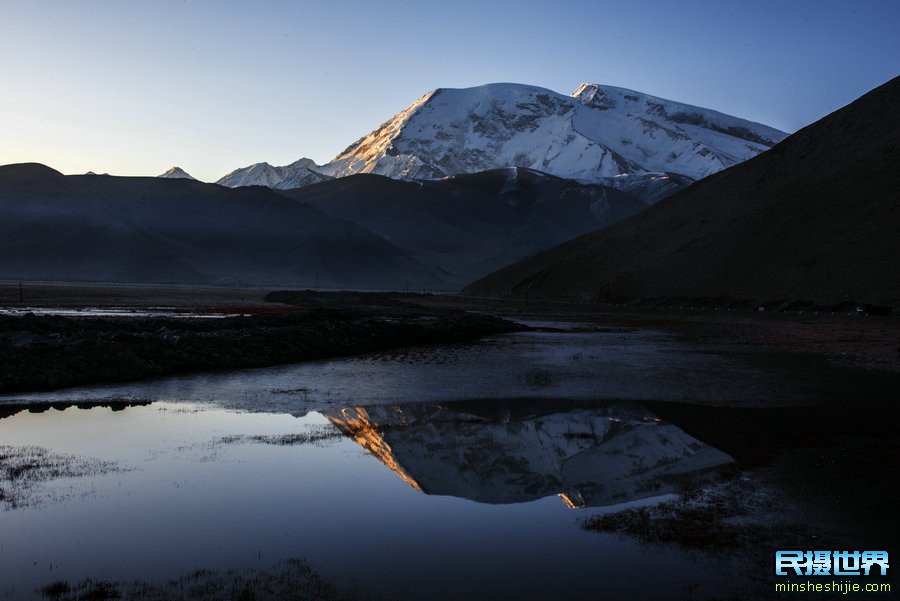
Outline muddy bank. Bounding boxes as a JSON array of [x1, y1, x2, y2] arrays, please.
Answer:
[[415, 295, 900, 373], [0, 294, 522, 393], [5, 283, 898, 374], [0, 281, 274, 311], [582, 473, 798, 549]]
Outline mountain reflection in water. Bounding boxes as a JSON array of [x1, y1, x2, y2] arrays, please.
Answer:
[[324, 400, 733, 508]]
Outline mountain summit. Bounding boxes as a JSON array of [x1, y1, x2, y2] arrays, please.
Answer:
[[158, 166, 196, 180], [216, 158, 330, 189], [318, 82, 786, 183], [217, 83, 787, 199]]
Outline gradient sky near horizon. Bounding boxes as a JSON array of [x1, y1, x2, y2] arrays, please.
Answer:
[[2, 0, 898, 182]]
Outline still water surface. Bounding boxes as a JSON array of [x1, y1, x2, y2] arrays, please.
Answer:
[[0, 323, 770, 600]]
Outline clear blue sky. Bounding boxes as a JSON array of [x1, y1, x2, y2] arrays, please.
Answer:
[[2, 0, 897, 182]]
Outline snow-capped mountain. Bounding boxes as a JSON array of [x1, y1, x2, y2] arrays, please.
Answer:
[[158, 166, 196, 180], [464, 75, 900, 306], [214, 82, 786, 199], [216, 158, 330, 189], [319, 82, 787, 184]]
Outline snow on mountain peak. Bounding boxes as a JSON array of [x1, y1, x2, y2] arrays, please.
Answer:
[[158, 166, 196, 180], [217, 82, 787, 195], [572, 83, 786, 147], [326, 89, 443, 179], [317, 82, 787, 183], [215, 158, 330, 190], [571, 83, 617, 110]]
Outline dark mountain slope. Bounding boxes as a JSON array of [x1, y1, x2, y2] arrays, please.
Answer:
[[0, 165, 202, 283], [0, 165, 437, 288], [280, 168, 646, 286], [464, 76, 900, 309]]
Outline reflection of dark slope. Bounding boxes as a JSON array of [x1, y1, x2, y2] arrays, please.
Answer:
[[0, 164, 436, 289], [0, 399, 152, 421], [467, 77, 900, 307], [324, 401, 732, 507], [583, 392, 900, 585], [0, 401, 147, 510], [280, 168, 646, 286], [645, 392, 900, 468]]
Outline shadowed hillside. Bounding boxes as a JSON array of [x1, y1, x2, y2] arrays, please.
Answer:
[[0, 165, 437, 289], [465, 76, 900, 309], [280, 168, 646, 286]]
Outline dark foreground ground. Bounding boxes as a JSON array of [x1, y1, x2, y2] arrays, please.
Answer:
[[0, 285, 521, 393], [418, 294, 900, 373], [4, 281, 898, 374]]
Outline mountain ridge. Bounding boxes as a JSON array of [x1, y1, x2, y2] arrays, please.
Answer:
[[216, 82, 787, 201], [216, 158, 331, 189]]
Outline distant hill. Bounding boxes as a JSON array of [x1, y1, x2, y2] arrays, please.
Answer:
[[158, 166, 196, 180], [0, 164, 437, 289], [279, 168, 647, 286], [465, 76, 900, 310], [216, 158, 331, 189]]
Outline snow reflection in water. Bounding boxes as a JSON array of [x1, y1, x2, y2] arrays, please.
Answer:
[[0, 399, 733, 601], [325, 399, 733, 508]]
